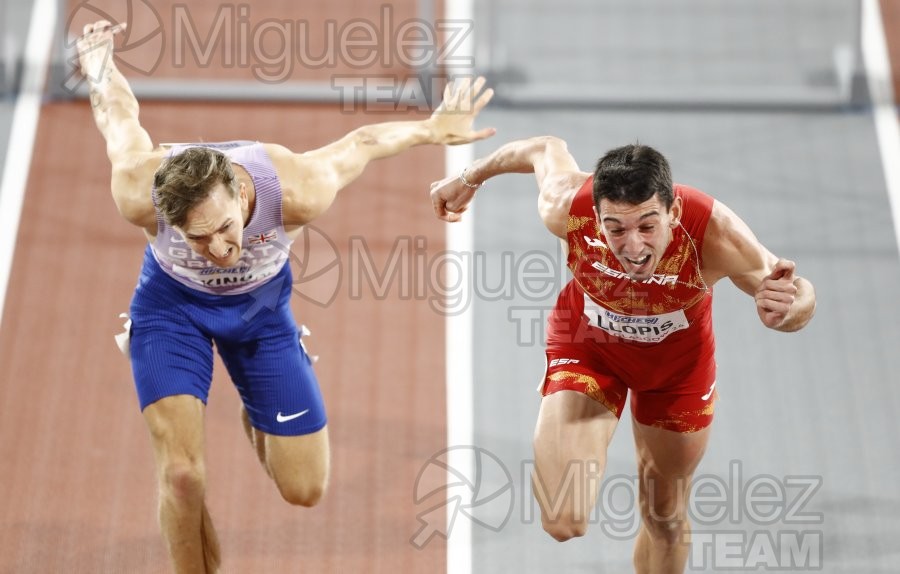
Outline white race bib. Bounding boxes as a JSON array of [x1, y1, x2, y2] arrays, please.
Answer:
[[583, 294, 689, 343]]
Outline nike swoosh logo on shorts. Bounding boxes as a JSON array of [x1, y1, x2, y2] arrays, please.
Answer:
[[276, 409, 310, 423], [701, 381, 717, 401]]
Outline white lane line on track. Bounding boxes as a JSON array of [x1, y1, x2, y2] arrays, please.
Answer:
[[444, 1, 476, 572], [862, 0, 900, 256], [0, 0, 58, 329]]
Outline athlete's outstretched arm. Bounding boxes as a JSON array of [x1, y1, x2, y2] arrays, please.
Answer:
[[273, 77, 495, 227], [78, 20, 158, 229], [429, 136, 589, 238], [703, 201, 816, 332]]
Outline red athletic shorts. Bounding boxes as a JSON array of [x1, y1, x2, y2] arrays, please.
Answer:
[[541, 283, 718, 433]]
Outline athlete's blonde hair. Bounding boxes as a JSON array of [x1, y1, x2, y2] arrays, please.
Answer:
[[154, 147, 237, 228]]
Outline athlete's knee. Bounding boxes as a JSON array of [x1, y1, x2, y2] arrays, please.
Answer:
[[537, 497, 591, 542], [266, 430, 330, 507], [542, 515, 589, 542], [160, 460, 206, 503], [638, 486, 691, 546], [640, 506, 687, 546], [532, 470, 598, 542], [276, 476, 327, 508]]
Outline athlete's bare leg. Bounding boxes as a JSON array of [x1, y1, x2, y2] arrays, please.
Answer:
[[532, 391, 619, 541], [143, 395, 221, 574], [240, 405, 270, 475], [240, 405, 330, 506], [631, 419, 711, 574], [263, 427, 330, 506]]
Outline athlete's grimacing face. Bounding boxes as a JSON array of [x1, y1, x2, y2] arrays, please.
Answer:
[[177, 183, 248, 268], [594, 194, 682, 281]]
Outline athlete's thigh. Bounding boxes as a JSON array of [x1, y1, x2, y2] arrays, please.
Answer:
[[128, 304, 215, 410], [263, 425, 330, 487], [143, 394, 207, 469], [534, 390, 620, 470], [533, 344, 627, 518], [217, 325, 326, 437], [533, 391, 620, 519], [537, 344, 628, 460], [629, 378, 716, 477], [631, 418, 711, 482]]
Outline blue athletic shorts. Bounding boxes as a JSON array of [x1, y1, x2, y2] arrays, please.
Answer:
[[127, 246, 327, 436]]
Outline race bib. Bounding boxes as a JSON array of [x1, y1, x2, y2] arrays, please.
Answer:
[[583, 294, 689, 343]]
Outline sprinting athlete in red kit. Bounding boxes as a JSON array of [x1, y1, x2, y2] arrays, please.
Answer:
[[429, 138, 816, 574]]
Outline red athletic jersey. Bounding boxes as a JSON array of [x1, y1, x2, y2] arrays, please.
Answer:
[[547, 177, 717, 395]]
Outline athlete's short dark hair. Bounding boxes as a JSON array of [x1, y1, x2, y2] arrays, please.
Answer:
[[592, 144, 674, 211], [154, 147, 238, 228]]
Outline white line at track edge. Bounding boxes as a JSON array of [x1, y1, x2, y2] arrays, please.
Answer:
[[444, 1, 476, 573], [0, 0, 58, 329], [861, 0, 900, 257]]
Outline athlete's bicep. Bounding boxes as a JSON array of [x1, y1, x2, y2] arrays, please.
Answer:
[[278, 120, 422, 199], [703, 201, 777, 296], [533, 136, 581, 185], [110, 152, 162, 230], [533, 138, 586, 239], [266, 144, 340, 226], [105, 117, 154, 165], [538, 173, 587, 239]]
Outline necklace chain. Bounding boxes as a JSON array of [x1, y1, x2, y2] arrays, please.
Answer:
[[622, 221, 709, 293]]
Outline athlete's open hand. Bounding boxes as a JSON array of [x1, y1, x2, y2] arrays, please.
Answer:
[[755, 259, 798, 329], [426, 76, 496, 146], [77, 20, 125, 86]]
